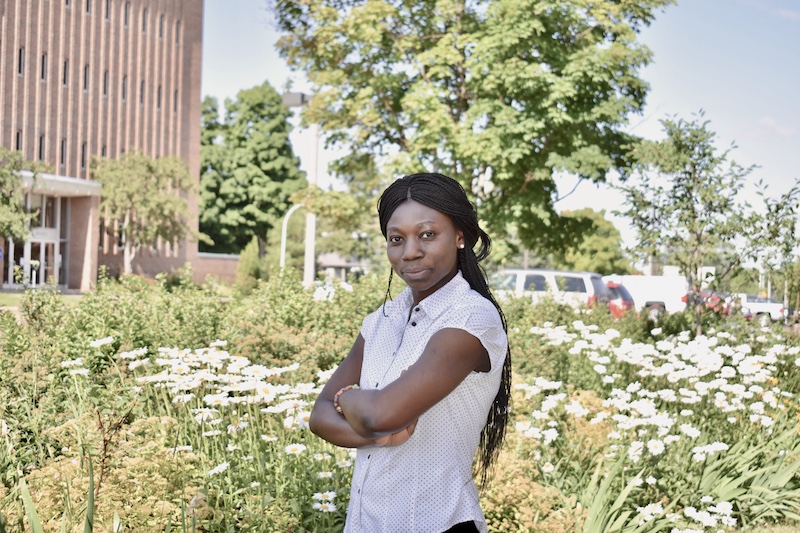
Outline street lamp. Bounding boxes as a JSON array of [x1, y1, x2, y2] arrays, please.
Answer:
[[282, 91, 319, 287]]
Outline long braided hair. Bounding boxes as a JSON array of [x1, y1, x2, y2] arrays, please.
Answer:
[[376, 172, 511, 485]]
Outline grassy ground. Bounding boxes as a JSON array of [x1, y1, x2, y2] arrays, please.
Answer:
[[749, 524, 800, 532], [0, 291, 83, 308]]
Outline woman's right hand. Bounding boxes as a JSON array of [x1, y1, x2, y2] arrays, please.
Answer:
[[374, 419, 417, 447]]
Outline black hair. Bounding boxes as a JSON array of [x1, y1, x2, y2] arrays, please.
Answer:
[[376, 172, 511, 485]]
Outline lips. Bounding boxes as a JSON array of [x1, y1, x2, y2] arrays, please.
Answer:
[[402, 268, 428, 280]]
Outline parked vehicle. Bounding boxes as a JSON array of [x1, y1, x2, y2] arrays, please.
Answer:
[[490, 269, 610, 309], [682, 290, 733, 315], [603, 275, 689, 319], [736, 294, 787, 326], [606, 281, 636, 318]]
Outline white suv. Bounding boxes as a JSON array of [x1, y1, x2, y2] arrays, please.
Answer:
[[490, 268, 611, 309]]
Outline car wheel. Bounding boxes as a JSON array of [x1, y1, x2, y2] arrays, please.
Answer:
[[757, 314, 772, 328]]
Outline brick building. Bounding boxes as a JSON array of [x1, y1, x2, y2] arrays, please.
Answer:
[[0, 0, 230, 291]]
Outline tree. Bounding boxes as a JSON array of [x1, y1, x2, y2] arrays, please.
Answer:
[[616, 113, 800, 332], [199, 81, 306, 255], [0, 147, 43, 243], [550, 208, 636, 275], [90, 153, 196, 275], [272, 0, 673, 253]]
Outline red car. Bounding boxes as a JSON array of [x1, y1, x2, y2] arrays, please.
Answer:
[[606, 281, 636, 318]]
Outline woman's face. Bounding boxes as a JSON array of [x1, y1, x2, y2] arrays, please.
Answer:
[[385, 200, 464, 304]]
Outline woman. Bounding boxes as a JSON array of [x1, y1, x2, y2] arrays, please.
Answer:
[[309, 172, 512, 533]]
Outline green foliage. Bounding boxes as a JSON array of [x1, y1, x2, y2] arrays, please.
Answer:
[[551, 208, 636, 275], [235, 235, 267, 295], [273, 0, 675, 253], [90, 152, 196, 275], [0, 146, 47, 243], [199, 82, 306, 254], [2, 273, 800, 531]]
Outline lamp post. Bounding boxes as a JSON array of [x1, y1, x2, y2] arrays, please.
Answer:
[[282, 91, 318, 287], [279, 203, 303, 269]]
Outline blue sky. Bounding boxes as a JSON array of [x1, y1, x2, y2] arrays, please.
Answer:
[[201, 0, 800, 243]]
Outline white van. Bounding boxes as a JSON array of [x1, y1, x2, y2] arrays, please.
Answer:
[[490, 268, 611, 309]]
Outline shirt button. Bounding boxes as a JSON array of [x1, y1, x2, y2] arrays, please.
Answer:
[[411, 321, 417, 326], [367, 454, 371, 459], [414, 307, 420, 312]]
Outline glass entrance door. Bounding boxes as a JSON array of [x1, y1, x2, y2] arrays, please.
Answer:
[[3, 193, 64, 288]]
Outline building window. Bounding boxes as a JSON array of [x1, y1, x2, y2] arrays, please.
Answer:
[[175, 21, 181, 45], [157, 85, 162, 110], [105, 0, 110, 20], [41, 53, 47, 80], [62, 59, 69, 86], [81, 142, 87, 169], [18, 47, 24, 75], [139, 79, 145, 105], [122, 75, 127, 101], [101, 144, 107, 157], [16, 130, 22, 151], [142, 8, 147, 33], [103, 70, 109, 96], [173, 90, 178, 114], [159, 14, 164, 38], [86, 0, 91, 14], [60, 138, 67, 166], [66, 0, 70, 6], [39, 136, 45, 161], [83, 64, 89, 90], [124, 2, 130, 27]]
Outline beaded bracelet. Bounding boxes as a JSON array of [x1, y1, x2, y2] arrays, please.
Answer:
[[333, 384, 359, 414]]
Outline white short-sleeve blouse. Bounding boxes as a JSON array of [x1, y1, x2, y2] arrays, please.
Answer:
[[345, 271, 508, 533]]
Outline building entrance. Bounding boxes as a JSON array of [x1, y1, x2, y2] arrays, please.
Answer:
[[3, 194, 68, 289]]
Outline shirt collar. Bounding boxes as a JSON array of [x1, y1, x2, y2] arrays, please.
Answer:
[[387, 271, 471, 321]]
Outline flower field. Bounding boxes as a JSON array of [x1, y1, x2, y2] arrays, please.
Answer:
[[0, 270, 799, 532]]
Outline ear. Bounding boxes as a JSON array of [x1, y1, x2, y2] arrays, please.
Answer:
[[456, 230, 465, 249]]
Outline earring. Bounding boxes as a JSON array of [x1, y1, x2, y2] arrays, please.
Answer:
[[458, 244, 465, 249]]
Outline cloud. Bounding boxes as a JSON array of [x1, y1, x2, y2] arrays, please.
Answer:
[[777, 9, 800, 20], [757, 117, 796, 139]]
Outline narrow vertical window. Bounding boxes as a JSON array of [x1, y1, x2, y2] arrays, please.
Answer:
[[83, 64, 89, 90], [139, 79, 145, 105], [173, 90, 178, 114], [81, 142, 87, 169], [105, 0, 110, 20], [101, 144, 107, 157], [86, 0, 91, 14], [103, 70, 109, 96], [122, 75, 127, 101], [41, 53, 47, 80], [60, 138, 67, 166], [18, 47, 24, 75], [62, 59, 69, 86], [66, 0, 71, 6], [159, 14, 164, 38], [142, 9, 147, 33], [124, 2, 130, 27], [157, 85, 162, 110], [175, 21, 181, 45], [39, 136, 45, 161], [16, 131, 22, 151]]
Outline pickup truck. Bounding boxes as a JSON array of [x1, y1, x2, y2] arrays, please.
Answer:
[[736, 294, 787, 326]]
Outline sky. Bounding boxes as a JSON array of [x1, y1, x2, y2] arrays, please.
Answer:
[[200, 0, 800, 246]]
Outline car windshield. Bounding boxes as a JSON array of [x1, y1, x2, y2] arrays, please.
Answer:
[[489, 272, 516, 291], [608, 284, 632, 301]]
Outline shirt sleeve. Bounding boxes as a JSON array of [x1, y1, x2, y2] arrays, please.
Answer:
[[444, 299, 508, 373]]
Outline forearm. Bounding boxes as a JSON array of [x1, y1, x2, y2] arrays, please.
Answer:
[[338, 389, 405, 439], [309, 399, 381, 448]]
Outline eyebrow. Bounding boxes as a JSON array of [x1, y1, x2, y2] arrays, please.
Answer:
[[386, 220, 438, 232]]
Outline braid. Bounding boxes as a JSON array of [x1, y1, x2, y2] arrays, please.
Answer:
[[378, 172, 512, 485]]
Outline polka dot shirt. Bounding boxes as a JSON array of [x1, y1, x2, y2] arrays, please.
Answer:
[[345, 272, 508, 533]]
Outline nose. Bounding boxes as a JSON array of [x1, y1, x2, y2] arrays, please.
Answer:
[[401, 239, 423, 261]]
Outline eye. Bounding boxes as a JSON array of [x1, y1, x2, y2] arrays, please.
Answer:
[[421, 231, 435, 239], [388, 235, 402, 244]]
